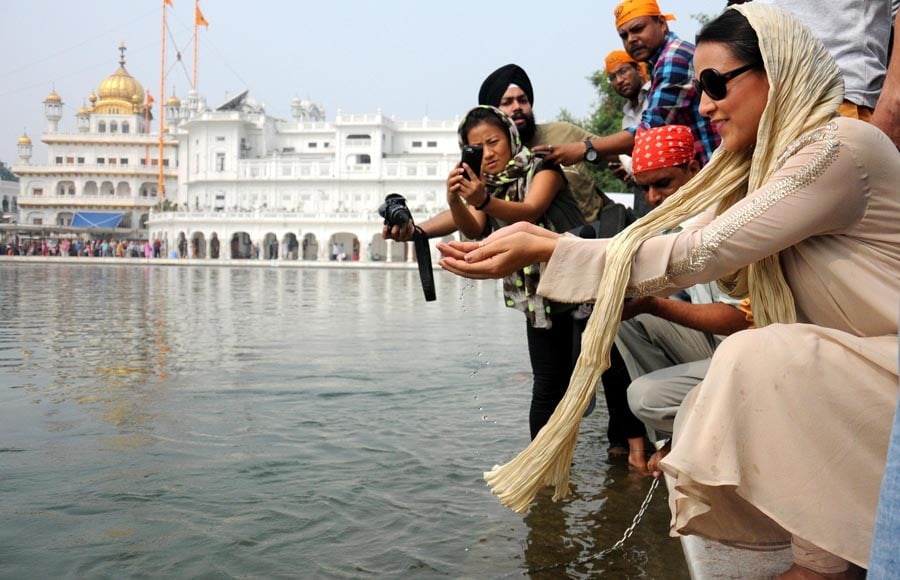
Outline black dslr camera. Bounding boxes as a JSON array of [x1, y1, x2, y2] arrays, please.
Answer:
[[378, 193, 413, 230], [378, 193, 436, 302]]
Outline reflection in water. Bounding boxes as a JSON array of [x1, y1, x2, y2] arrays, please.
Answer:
[[0, 263, 688, 579], [1, 265, 170, 441], [516, 444, 681, 579], [524, 489, 585, 576]]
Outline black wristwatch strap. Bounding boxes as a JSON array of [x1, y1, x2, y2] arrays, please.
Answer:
[[475, 194, 492, 210]]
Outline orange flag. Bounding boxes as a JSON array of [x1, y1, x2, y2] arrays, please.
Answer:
[[146, 91, 154, 105], [196, 6, 209, 27], [164, 0, 172, 5]]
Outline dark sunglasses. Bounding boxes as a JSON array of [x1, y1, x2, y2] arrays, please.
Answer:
[[692, 63, 756, 101]]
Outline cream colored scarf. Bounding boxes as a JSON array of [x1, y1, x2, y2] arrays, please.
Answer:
[[484, 3, 845, 513]]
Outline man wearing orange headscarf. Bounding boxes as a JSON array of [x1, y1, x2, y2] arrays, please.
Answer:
[[536, 0, 719, 171], [605, 49, 651, 213]]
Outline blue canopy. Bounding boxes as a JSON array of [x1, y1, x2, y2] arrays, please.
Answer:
[[71, 212, 124, 228]]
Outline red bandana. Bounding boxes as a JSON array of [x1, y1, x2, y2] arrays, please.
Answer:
[[632, 125, 694, 175]]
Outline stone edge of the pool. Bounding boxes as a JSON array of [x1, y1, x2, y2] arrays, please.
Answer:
[[664, 474, 793, 580]]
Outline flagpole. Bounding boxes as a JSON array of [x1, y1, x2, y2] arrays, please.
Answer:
[[193, 0, 199, 90], [158, 0, 167, 203], [145, 91, 151, 166]]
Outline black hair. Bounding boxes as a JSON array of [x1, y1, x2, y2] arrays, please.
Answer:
[[460, 107, 508, 145], [696, 9, 764, 69]]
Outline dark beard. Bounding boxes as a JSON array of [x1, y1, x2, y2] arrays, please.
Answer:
[[623, 81, 643, 101], [513, 112, 537, 143]]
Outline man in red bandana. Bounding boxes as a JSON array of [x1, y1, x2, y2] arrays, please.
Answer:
[[631, 124, 698, 209], [612, 125, 753, 473]]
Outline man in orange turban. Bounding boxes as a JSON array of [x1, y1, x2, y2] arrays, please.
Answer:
[[605, 50, 638, 75], [534, 0, 719, 171], [614, 0, 675, 31], [605, 50, 651, 212]]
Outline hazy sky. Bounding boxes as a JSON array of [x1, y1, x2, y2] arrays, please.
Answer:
[[0, 0, 710, 166]]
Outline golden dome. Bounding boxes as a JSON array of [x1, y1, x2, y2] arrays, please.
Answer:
[[77, 106, 91, 116], [18, 132, 32, 145], [88, 91, 97, 103], [94, 43, 145, 114], [45, 90, 61, 103], [97, 65, 145, 104], [166, 94, 181, 106]]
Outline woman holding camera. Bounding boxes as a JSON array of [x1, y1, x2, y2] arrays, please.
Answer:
[[448, 105, 584, 440], [440, 5, 900, 575]]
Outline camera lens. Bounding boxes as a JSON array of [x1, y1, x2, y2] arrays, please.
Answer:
[[390, 205, 409, 228], [379, 194, 411, 228]]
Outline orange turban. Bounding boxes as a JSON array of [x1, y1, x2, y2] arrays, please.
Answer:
[[614, 0, 675, 30], [605, 50, 637, 74], [632, 125, 694, 175], [605, 50, 649, 80]]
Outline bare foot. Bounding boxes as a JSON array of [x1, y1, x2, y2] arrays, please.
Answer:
[[628, 450, 648, 472], [627, 437, 648, 472], [647, 440, 671, 478], [608, 444, 628, 458], [775, 563, 866, 580]]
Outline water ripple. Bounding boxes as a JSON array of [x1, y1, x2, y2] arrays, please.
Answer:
[[0, 264, 688, 579]]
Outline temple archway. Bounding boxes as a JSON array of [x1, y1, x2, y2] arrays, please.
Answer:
[[230, 232, 252, 259], [302, 233, 318, 261], [328, 232, 358, 262], [210, 233, 220, 259], [262, 232, 279, 259], [176, 232, 188, 258], [369, 233, 387, 261], [190, 232, 206, 258], [283, 233, 299, 260]]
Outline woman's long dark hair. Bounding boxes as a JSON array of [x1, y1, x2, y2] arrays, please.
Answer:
[[696, 9, 764, 68]]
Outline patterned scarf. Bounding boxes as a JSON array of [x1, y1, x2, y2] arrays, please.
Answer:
[[458, 105, 557, 328]]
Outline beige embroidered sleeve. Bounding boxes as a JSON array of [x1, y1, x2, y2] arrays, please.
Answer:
[[537, 123, 868, 303]]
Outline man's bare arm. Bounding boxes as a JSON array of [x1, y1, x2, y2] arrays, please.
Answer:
[[382, 209, 458, 242]]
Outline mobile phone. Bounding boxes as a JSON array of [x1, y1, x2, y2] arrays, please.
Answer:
[[461, 145, 483, 180]]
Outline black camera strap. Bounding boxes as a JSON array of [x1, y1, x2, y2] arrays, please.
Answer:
[[412, 227, 436, 302]]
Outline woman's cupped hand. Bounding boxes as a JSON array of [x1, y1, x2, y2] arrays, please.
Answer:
[[437, 222, 561, 279]]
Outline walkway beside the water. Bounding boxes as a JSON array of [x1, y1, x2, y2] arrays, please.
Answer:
[[665, 474, 793, 579], [681, 534, 792, 579], [0, 255, 420, 270]]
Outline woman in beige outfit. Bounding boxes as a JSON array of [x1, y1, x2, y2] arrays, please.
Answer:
[[439, 5, 899, 577]]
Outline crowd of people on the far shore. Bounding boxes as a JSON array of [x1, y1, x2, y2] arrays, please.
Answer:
[[4, 236, 167, 259]]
